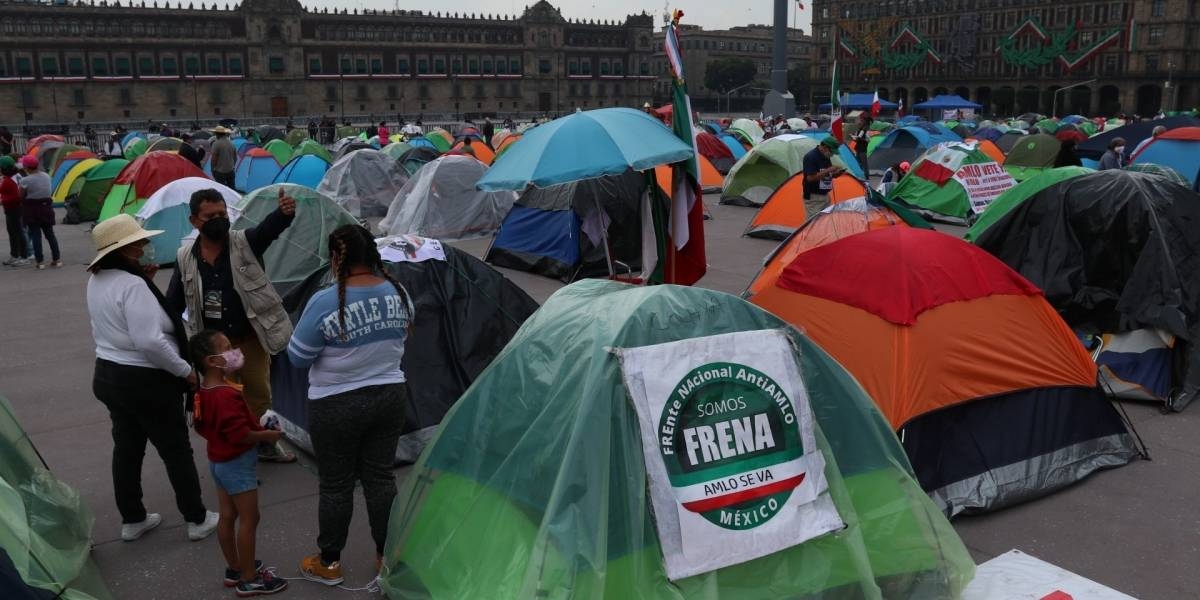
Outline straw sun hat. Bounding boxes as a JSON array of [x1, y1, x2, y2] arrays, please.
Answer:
[[89, 214, 163, 268]]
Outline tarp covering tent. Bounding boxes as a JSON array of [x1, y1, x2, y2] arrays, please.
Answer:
[[695, 131, 735, 173], [720, 136, 820, 207], [292, 139, 333, 163], [254, 125, 285, 144], [1076, 115, 1200, 161], [34, 141, 65, 171], [744, 196, 927, 298], [316, 149, 410, 218], [487, 171, 646, 281], [0, 395, 113, 600], [994, 130, 1027, 154], [1124, 162, 1190, 187], [888, 142, 1016, 224], [262, 139, 293, 165], [1002, 133, 1062, 181], [50, 155, 102, 206], [98, 152, 207, 221], [271, 154, 330, 189], [381, 280, 975, 599], [1129, 126, 1200, 188], [231, 184, 358, 296], [969, 127, 1005, 142], [136, 178, 242, 266], [964, 166, 1092, 242], [749, 228, 1137, 516], [75, 159, 128, 222], [233, 148, 283, 193], [379, 155, 517, 240], [271, 244, 540, 463], [382, 142, 413, 160], [335, 141, 375, 161], [973, 169, 1200, 410], [398, 146, 441, 175], [727, 118, 765, 146], [868, 124, 961, 177]]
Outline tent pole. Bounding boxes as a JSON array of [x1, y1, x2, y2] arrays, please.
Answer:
[[595, 194, 615, 279]]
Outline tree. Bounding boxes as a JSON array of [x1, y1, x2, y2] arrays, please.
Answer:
[[703, 58, 757, 93]]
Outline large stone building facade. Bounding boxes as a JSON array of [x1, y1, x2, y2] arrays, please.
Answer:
[[809, 0, 1200, 117], [652, 24, 812, 111], [0, 0, 658, 125]]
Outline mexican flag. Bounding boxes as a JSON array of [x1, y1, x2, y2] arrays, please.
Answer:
[[830, 62, 843, 141], [871, 90, 882, 117], [643, 9, 706, 286]]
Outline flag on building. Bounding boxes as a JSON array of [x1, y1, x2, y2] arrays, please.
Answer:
[[830, 62, 844, 141], [1127, 19, 1137, 52], [643, 9, 706, 286], [871, 90, 882, 117]]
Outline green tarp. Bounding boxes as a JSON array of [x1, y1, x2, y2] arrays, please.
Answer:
[[382, 280, 974, 599], [0, 396, 112, 600]]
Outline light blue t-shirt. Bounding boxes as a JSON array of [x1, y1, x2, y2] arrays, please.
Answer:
[[287, 281, 414, 400]]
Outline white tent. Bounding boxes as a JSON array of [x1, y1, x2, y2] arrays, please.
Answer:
[[135, 177, 241, 265], [378, 155, 517, 241], [316, 149, 410, 218]]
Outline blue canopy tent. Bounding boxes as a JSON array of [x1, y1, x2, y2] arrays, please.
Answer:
[[911, 95, 983, 110], [818, 93, 900, 111]]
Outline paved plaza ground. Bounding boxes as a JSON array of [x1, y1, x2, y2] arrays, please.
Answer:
[[1, 196, 1196, 599]]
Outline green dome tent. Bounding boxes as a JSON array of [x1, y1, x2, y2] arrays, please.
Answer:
[[0, 396, 113, 600], [888, 141, 1016, 224], [97, 152, 207, 222], [292, 139, 333, 163], [122, 138, 147, 160], [965, 166, 1093, 242], [76, 159, 128, 222], [1002, 133, 1062, 181], [382, 142, 413, 160], [382, 280, 974, 599], [285, 128, 309, 147], [719, 136, 820, 207], [231, 184, 359, 295], [262, 139, 293, 165]]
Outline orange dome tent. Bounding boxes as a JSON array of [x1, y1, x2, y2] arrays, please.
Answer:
[[449, 140, 496, 166], [743, 174, 870, 240], [748, 227, 1138, 516], [652, 155, 724, 195]]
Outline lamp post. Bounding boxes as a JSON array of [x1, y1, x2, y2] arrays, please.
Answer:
[[722, 81, 755, 114], [1052, 79, 1096, 118], [190, 75, 200, 123], [1165, 58, 1177, 113]]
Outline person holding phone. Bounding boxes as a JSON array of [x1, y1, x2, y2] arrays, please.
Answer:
[[802, 138, 844, 215]]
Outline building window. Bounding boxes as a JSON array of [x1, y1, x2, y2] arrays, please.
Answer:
[[68, 57, 85, 76], [581, 61, 591, 75], [599, 62, 609, 76], [417, 59, 429, 74], [568, 61, 579, 75], [92, 56, 109, 76], [511, 59, 521, 74], [162, 57, 178, 76], [639, 62, 649, 75], [41, 56, 58, 76], [613, 62, 623, 75], [206, 57, 222, 75], [434, 58, 446, 73], [482, 59, 493, 74], [269, 56, 285, 74], [113, 56, 131, 76], [468, 59, 478, 74], [1149, 26, 1163, 45], [398, 58, 410, 74], [1152, 0, 1166, 16], [138, 56, 154, 75], [1146, 54, 1160, 73], [355, 58, 367, 74], [371, 58, 383, 74], [340, 57, 352, 74], [452, 59, 462, 74], [184, 56, 200, 75], [539, 59, 552, 74], [310, 58, 322, 74], [229, 57, 243, 75]]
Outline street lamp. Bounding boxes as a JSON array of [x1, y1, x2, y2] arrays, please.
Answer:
[[1165, 59, 1177, 113], [721, 82, 755, 114], [1051, 79, 1096, 118], [190, 75, 200, 123]]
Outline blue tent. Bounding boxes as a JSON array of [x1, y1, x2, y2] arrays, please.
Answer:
[[911, 95, 982, 110], [717, 133, 747, 159], [700, 122, 722, 135], [1131, 137, 1200, 188], [896, 115, 925, 125], [869, 124, 962, 173], [234, 149, 283, 193], [971, 127, 1005, 142], [1061, 115, 1089, 124], [121, 131, 146, 148], [407, 136, 437, 150], [271, 154, 330, 189], [817, 93, 900, 111]]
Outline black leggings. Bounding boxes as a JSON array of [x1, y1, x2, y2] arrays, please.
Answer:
[[4, 210, 25, 258]]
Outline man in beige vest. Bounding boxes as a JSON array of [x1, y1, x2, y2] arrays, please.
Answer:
[[166, 187, 297, 462]]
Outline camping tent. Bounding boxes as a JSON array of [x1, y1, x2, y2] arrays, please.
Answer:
[[380, 280, 974, 599], [1076, 115, 1200, 161], [136, 178, 242, 266], [972, 139, 1006, 163], [397, 146, 441, 175], [316, 149, 410, 218], [1002, 133, 1062, 181], [382, 142, 413, 160], [719, 136, 821, 207], [262, 139, 293, 165], [1129, 126, 1200, 188], [494, 134, 522, 159], [448, 140, 497, 165], [233, 148, 283, 193], [743, 174, 868, 239], [48, 147, 93, 179], [717, 133, 748, 160], [50, 154, 102, 207], [425, 129, 454, 153], [652, 155, 724, 195], [486, 171, 647, 281], [379, 156, 517, 240], [868, 123, 961, 175], [271, 154, 330, 189], [695, 131, 735, 173], [231, 184, 359, 296], [727, 118, 764, 146], [748, 228, 1137, 516], [254, 125, 285, 144], [272, 244, 540, 463], [122, 138, 148, 160], [145, 137, 184, 154], [994, 130, 1027, 154], [0, 395, 114, 600], [292, 139, 333, 163], [888, 142, 1016, 224], [285, 129, 309, 147], [406, 136, 438, 151], [75, 159, 128, 222], [816, 93, 899, 110], [335, 141, 374, 160], [973, 169, 1200, 410], [98, 152, 207, 221], [964, 166, 1093, 242]]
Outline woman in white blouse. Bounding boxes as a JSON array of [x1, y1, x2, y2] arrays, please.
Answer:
[[86, 214, 218, 543]]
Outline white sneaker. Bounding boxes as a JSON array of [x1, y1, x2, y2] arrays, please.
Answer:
[[121, 513, 163, 541], [187, 510, 220, 541]]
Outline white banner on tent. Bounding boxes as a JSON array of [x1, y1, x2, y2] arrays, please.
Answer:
[[944, 109, 976, 120], [953, 162, 1016, 214], [616, 330, 844, 581], [377, 235, 446, 263], [963, 550, 1136, 600]]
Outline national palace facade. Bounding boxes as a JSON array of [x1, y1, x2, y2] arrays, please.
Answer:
[[810, 0, 1200, 117], [0, 0, 660, 125]]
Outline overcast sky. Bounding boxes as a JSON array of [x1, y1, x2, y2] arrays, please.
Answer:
[[310, 1, 813, 34]]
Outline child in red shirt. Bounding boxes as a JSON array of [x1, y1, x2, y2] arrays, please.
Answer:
[[190, 330, 288, 597]]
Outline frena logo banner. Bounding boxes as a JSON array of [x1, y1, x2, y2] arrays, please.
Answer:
[[617, 329, 844, 580]]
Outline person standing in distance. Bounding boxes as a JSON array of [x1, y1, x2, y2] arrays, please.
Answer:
[[166, 187, 297, 463], [209, 126, 237, 189]]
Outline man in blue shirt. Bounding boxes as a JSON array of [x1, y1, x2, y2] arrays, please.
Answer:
[[802, 138, 845, 214]]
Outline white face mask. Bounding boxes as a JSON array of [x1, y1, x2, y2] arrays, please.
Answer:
[[1114, 146, 1125, 154]]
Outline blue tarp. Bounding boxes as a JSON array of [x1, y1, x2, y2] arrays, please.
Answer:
[[911, 95, 982, 110], [817, 93, 900, 111], [271, 154, 329, 189]]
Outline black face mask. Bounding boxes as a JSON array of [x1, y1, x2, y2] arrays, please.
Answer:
[[200, 216, 230, 241]]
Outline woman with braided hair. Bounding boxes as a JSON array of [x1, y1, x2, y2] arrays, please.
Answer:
[[286, 224, 414, 586]]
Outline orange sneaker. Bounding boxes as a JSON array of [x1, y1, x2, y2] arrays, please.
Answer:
[[299, 553, 344, 586]]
